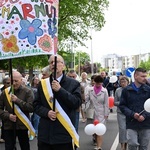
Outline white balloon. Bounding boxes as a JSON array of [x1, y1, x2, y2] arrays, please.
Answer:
[[84, 124, 95, 135], [109, 76, 118, 83], [144, 98, 150, 112], [95, 123, 106, 136]]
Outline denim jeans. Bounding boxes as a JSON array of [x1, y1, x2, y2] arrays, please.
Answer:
[[127, 129, 150, 150], [32, 113, 40, 135], [75, 111, 79, 133]]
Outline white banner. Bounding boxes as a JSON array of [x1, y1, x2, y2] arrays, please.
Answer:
[[0, 0, 59, 60]]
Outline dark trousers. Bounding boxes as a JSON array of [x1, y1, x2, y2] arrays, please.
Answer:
[[4, 129, 30, 150], [38, 140, 74, 150]]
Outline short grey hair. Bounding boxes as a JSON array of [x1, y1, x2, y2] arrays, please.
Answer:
[[41, 65, 50, 75], [81, 72, 87, 76]]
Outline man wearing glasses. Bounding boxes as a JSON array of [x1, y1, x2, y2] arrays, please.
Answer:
[[34, 55, 81, 150]]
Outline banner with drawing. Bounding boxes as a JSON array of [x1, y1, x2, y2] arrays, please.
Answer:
[[0, 0, 58, 60]]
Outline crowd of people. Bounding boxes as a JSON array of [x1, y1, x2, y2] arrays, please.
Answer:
[[0, 54, 150, 150]]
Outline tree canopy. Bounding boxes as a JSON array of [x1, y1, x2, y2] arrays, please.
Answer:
[[139, 57, 150, 71], [59, 0, 109, 48]]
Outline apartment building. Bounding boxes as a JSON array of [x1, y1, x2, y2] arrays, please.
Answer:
[[101, 53, 150, 72]]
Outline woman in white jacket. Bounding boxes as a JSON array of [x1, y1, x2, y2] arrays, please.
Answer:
[[85, 75, 109, 150]]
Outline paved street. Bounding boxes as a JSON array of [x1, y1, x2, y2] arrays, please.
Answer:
[[0, 108, 120, 150], [0, 108, 150, 150]]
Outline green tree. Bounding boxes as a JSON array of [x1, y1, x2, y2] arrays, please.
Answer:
[[139, 57, 150, 71], [12, 55, 49, 71], [58, 50, 91, 72], [11, 55, 49, 81], [0, 60, 9, 70], [75, 51, 90, 65], [59, 0, 109, 47]]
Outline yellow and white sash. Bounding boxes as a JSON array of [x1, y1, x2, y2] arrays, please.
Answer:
[[41, 78, 79, 147], [5, 87, 35, 137]]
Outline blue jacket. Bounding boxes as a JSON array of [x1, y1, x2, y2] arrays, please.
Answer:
[[119, 83, 150, 129]]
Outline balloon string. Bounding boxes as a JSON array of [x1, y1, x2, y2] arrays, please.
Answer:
[[105, 82, 109, 88], [139, 109, 145, 115], [131, 109, 145, 122], [101, 119, 105, 124]]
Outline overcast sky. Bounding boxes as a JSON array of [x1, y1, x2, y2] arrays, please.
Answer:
[[77, 0, 150, 62]]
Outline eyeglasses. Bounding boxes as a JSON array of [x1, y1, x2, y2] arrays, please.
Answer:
[[49, 60, 63, 64]]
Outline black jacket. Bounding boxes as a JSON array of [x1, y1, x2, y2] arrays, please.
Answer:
[[33, 73, 81, 145], [103, 77, 114, 96]]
